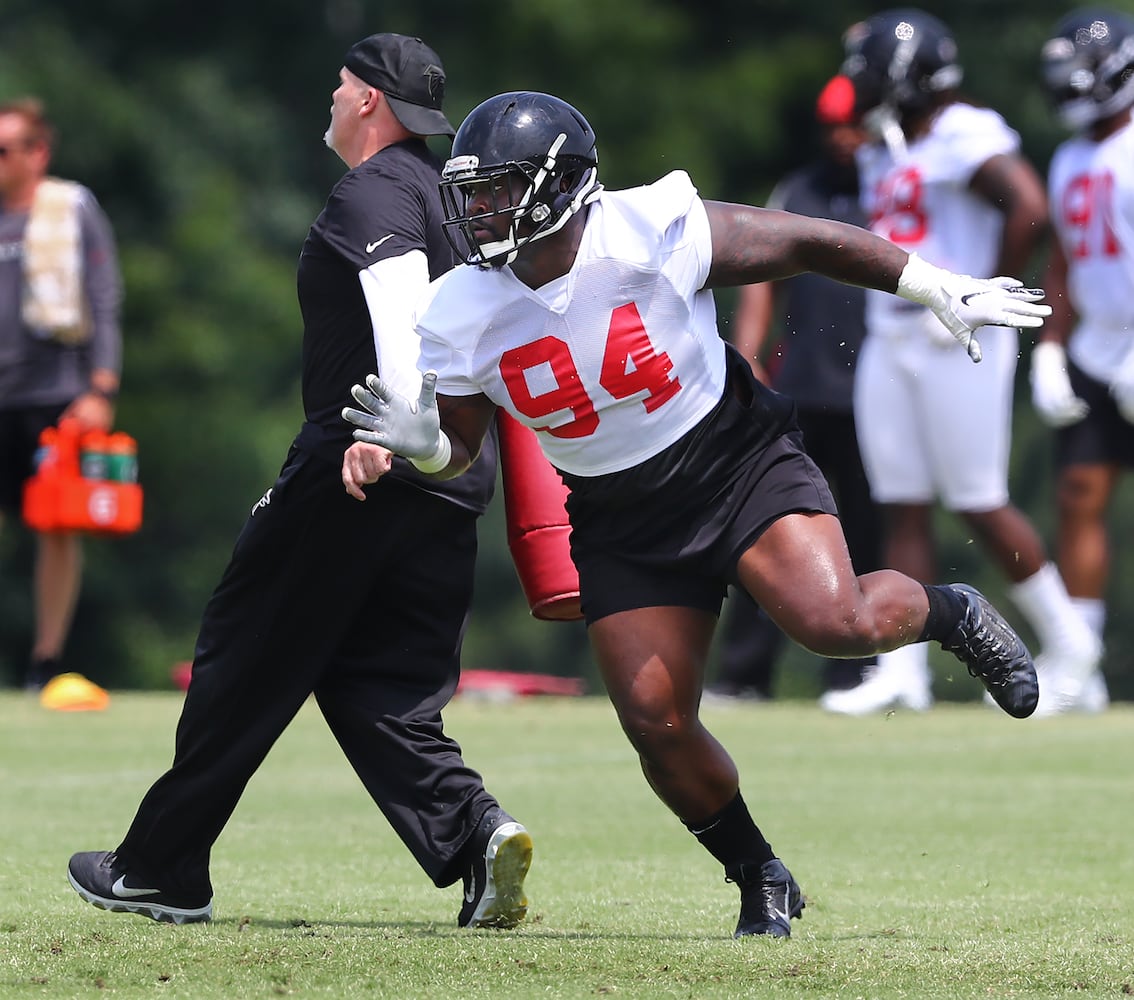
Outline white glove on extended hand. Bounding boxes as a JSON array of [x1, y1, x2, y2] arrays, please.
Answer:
[[1110, 346, 1134, 424], [1030, 341, 1088, 427], [896, 253, 1052, 363], [341, 371, 452, 473]]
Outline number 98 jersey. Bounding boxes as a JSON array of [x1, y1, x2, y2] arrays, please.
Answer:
[[414, 170, 727, 476], [858, 102, 1019, 339]]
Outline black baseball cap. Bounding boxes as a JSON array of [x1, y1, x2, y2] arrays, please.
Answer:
[[343, 33, 455, 137]]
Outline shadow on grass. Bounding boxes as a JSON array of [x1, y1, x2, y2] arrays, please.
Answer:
[[207, 915, 763, 942]]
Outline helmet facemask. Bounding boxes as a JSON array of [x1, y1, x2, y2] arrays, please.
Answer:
[[441, 133, 601, 268]]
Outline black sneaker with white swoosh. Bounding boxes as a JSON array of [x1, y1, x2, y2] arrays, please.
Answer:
[[67, 851, 213, 924], [457, 808, 532, 928], [729, 858, 805, 938]]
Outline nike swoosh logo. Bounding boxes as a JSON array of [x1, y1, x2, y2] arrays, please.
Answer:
[[464, 878, 479, 904], [365, 234, 395, 253], [112, 875, 160, 898], [960, 292, 988, 305]]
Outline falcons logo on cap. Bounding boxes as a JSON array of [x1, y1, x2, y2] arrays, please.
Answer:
[[422, 64, 445, 102]]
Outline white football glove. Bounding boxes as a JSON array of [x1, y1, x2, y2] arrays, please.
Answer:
[[1110, 345, 1134, 425], [896, 253, 1052, 363], [341, 371, 452, 473], [1030, 341, 1088, 427]]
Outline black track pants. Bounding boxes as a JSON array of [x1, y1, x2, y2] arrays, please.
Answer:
[[116, 447, 496, 895]]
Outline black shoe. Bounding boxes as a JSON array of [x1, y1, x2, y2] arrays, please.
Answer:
[[730, 858, 805, 938], [457, 809, 532, 929], [25, 656, 60, 692], [67, 851, 213, 924], [940, 584, 1039, 719]]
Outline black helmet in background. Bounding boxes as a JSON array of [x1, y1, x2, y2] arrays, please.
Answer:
[[841, 9, 962, 159], [1041, 8, 1134, 130], [842, 8, 962, 117]]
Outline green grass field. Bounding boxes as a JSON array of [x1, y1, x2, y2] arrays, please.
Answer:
[[1, 691, 1131, 999]]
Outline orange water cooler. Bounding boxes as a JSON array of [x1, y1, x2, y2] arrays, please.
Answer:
[[22, 418, 143, 535]]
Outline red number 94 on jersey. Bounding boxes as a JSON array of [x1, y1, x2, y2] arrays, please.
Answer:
[[498, 302, 682, 438]]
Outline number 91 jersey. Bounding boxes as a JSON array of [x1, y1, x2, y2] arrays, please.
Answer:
[[414, 170, 727, 477], [1047, 118, 1134, 380]]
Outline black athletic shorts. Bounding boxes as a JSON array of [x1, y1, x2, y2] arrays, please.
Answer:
[[0, 403, 68, 512], [563, 347, 837, 624], [1055, 361, 1134, 470]]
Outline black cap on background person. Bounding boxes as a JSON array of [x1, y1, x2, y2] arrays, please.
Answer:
[[343, 33, 455, 137]]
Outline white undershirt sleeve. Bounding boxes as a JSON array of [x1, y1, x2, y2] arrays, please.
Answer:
[[358, 249, 430, 401]]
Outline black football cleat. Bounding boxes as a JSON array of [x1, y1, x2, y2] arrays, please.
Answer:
[[67, 851, 213, 924], [940, 584, 1039, 718], [457, 808, 532, 929], [730, 858, 805, 938]]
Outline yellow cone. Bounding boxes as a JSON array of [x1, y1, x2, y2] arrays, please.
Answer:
[[39, 672, 110, 712]]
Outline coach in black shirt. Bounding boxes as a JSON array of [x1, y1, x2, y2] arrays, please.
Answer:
[[67, 33, 531, 930]]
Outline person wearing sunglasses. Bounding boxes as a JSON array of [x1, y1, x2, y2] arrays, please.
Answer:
[[0, 97, 123, 691]]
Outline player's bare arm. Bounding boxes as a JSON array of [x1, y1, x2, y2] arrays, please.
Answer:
[[969, 153, 1049, 277], [702, 201, 906, 292], [731, 281, 777, 383], [702, 200, 1050, 364], [1039, 237, 1076, 345]]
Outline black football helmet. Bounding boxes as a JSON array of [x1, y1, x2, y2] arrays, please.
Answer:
[[440, 92, 602, 267], [1041, 8, 1134, 130], [841, 8, 963, 117]]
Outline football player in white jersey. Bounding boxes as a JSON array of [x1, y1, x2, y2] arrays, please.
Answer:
[[823, 9, 1103, 718], [1030, 7, 1134, 713], [340, 91, 1048, 938]]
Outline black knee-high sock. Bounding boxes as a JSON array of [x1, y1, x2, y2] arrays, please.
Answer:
[[918, 584, 968, 643], [683, 791, 774, 881]]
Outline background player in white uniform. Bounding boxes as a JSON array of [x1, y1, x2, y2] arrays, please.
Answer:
[[340, 91, 1048, 938], [823, 8, 1102, 717], [1030, 7, 1134, 713]]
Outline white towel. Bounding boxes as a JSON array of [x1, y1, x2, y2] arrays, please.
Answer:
[[22, 176, 91, 345]]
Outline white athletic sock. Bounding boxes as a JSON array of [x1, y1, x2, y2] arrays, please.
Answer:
[[877, 641, 930, 680], [819, 640, 932, 713], [1008, 563, 1098, 657], [1069, 597, 1106, 643]]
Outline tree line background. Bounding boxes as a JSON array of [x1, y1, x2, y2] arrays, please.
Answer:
[[1, 0, 1132, 699]]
